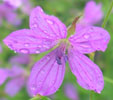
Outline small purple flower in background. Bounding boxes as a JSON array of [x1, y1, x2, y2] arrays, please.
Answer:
[[76, 1, 103, 32], [0, 65, 32, 97], [3, 0, 22, 9], [0, 54, 31, 96], [64, 83, 79, 100], [3, 6, 110, 96], [0, 68, 8, 85], [0, 3, 21, 26], [3, 0, 32, 15], [9, 54, 30, 65], [84, 1, 103, 25]]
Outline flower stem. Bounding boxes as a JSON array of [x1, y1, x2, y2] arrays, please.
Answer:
[[89, 91, 94, 100], [104, 76, 113, 84], [102, 1, 113, 28], [89, 52, 95, 100]]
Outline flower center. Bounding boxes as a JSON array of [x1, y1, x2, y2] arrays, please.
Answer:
[[55, 39, 70, 65]]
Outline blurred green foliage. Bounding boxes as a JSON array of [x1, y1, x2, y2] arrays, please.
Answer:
[[0, 0, 113, 100]]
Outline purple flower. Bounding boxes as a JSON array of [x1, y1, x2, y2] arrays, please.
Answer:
[[0, 68, 8, 85], [3, 0, 22, 8], [3, 0, 32, 15], [0, 3, 21, 26], [9, 54, 30, 65], [0, 65, 31, 97], [76, 1, 103, 32], [64, 83, 79, 100], [84, 1, 103, 25], [3, 6, 110, 96]]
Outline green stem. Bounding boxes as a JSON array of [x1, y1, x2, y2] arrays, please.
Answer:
[[104, 76, 113, 84], [89, 91, 94, 100], [89, 53, 95, 100], [102, 1, 113, 28]]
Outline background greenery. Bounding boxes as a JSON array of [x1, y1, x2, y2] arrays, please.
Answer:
[[0, 0, 113, 100]]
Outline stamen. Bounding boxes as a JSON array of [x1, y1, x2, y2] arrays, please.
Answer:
[[56, 56, 62, 65]]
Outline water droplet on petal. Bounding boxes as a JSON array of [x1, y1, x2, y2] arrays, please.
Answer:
[[40, 8, 43, 12], [20, 48, 29, 54], [44, 30, 47, 33], [43, 45, 49, 49], [33, 24, 37, 28], [24, 43, 29, 47], [31, 84, 37, 91], [36, 50, 40, 54], [84, 35, 89, 39], [47, 19, 53, 24]]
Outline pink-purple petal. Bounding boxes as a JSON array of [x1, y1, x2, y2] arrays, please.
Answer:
[[29, 49, 65, 96], [68, 48, 104, 93], [84, 1, 103, 25], [5, 77, 25, 96], [0, 69, 8, 85], [69, 26, 110, 54], [3, 29, 56, 54], [64, 83, 79, 100], [9, 54, 30, 65], [30, 6, 67, 39]]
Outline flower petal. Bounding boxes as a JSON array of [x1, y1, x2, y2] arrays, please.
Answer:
[[5, 77, 25, 96], [9, 65, 25, 77], [29, 49, 65, 96], [9, 54, 30, 65], [84, 1, 103, 25], [69, 26, 110, 54], [3, 29, 57, 54], [30, 6, 67, 39], [64, 83, 79, 100], [68, 48, 104, 93], [0, 69, 8, 85]]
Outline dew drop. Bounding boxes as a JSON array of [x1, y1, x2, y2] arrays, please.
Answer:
[[36, 50, 40, 54], [44, 30, 47, 33], [33, 24, 37, 28], [43, 45, 49, 49], [20, 48, 29, 54], [31, 84, 37, 91], [40, 8, 43, 12], [84, 35, 89, 39], [47, 19, 53, 24], [24, 43, 29, 47]]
